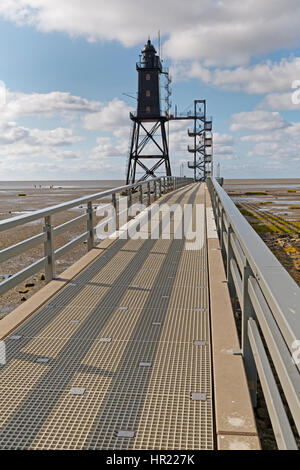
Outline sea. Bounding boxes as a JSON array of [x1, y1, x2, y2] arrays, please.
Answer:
[[0, 180, 124, 190], [0, 178, 300, 191], [223, 178, 300, 189]]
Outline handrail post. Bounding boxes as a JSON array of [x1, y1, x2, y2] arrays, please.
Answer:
[[226, 224, 234, 294], [217, 200, 222, 237], [87, 202, 94, 251], [154, 180, 157, 201], [139, 184, 143, 204], [214, 196, 219, 232], [220, 208, 225, 252], [43, 215, 54, 282], [242, 265, 257, 406], [128, 189, 132, 212], [159, 178, 162, 198], [147, 182, 151, 206], [173, 177, 176, 191], [112, 193, 118, 230]]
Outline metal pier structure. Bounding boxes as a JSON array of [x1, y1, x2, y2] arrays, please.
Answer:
[[0, 177, 299, 450]]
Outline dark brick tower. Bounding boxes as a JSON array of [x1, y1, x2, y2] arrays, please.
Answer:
[[126, 39, 171, 184]]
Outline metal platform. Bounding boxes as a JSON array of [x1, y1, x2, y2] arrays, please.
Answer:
[[0, 184, 215, 450]]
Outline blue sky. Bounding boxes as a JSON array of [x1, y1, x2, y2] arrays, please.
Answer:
[[0, 0, 300, 180]]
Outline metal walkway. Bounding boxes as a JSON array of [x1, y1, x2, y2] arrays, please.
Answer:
[[1, 176, 299, 450], [0, 183, 215, 450]]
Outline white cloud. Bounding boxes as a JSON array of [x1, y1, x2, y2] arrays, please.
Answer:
[[1, 1, 300, 66], [83, 98, 133, 133], [257, 90, 300, 110], [0, 122, 29, 144], [0, 92, 134, 177], [1, 91, 100, 122], [0, 120, 82, 148], [247, 139, 300, 161], [235, 115, 300, 167], [89, 136, 127, 159], [230, 111, 288, 132], [0, 110, 84, 172], [214, 133, 234, 146], [227, 109, 300, 170], [213, 133, 236, 160], [173, 57, 300, 95], [28, 127, 82, 147], [52, 150, 81, 160]]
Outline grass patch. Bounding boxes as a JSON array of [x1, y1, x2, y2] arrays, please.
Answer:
[[238, 205, 287, 234], [242, 191, 267, 196], [239, 208, 254, 217], [259, 201, 272, 205], [289, 205, 300, 210], [287, 190, 297, 193], [250, 222, 282, 233]]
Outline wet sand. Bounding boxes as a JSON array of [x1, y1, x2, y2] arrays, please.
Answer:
[[224, 178, 300, 221]]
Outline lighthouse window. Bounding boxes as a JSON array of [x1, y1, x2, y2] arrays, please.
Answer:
[[146, 106, 151, 113], [146, 73, 151, 81], [146, 90, 151, 97]]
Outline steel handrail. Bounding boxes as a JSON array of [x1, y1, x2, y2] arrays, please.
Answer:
[[0, 176, 193, 296], [207, 176, 300, 356], [207, 176, 300, 449], [0, 177, 171, 232]]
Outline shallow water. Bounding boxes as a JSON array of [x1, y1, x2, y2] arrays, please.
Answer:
[[226, 184, 300, 190], [0, 180, 124, 190]]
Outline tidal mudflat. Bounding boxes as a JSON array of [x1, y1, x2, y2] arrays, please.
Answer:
[[224, 178, 300, 286], [0, 181, 122, 316]]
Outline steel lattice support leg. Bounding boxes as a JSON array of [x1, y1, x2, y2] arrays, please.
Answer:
[[126, 119, 171, 184]]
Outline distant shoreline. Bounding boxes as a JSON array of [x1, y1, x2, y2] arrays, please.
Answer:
[[0, 180, 124, 190], [224, 178, 300, 182]]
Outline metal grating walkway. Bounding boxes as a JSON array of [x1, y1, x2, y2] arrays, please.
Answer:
[[0, 183, 214, 450]]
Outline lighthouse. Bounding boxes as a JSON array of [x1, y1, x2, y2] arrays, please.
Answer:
[[126, 39, 171, 184]]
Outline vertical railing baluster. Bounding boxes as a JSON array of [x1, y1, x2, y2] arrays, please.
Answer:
[[242, 264, 257, 406], [43, 215, 54, 282], [227, 224, 234, 291], [220, 208, 225, 252], [87, 201, 94, 251], [112, 193, 118, 231], [127, 189, 132, 223], [128, 189, 132, 212], [139, 184, 143, 204], [147, 182, 151, 206]]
